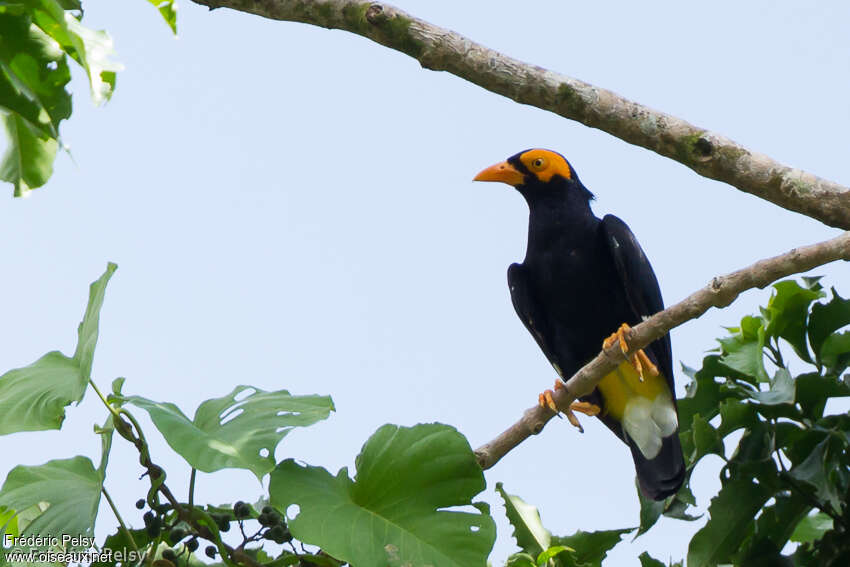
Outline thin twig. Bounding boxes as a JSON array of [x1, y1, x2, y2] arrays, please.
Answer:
[[474, 231, 850, 469]]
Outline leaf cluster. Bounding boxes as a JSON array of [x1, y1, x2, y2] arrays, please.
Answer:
[[0, 0, 175, 197], [640, 278, 850, 566]]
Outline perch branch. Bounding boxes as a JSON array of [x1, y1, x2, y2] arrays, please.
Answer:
[[189, 0, 850, 229], [473, 231, 850, 470]]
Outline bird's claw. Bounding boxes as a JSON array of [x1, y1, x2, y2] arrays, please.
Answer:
[[537, 381, 601, 433], [602, 323, 659, 382]]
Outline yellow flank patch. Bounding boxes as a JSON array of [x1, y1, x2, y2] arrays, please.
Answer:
[[519, 149, 572, 183], [597, 360, 670, 422]]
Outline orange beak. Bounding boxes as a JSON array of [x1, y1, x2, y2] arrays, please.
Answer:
[[473, 161, 525, 186]]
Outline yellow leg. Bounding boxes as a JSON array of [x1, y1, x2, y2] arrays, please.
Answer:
[[537, 380, 601, 433], [602, 323, 659, 382]]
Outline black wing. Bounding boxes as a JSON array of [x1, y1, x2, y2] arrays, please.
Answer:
[[507, 263, 576, 378], [600, 215, 674, 389]]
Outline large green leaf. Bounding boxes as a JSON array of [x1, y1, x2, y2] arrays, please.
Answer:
[[0, 456, 101, 550], [496, 482, 550, 556], [269, 423, 496, 567], [121, 386, 334, 479], [0, 351, 83, 434], [686, 478, 772, 567], [550, 528, 632, 567], [0, 263, 115, 435]]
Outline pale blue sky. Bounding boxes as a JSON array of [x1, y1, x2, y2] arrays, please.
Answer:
[[2, 1, 849, 564]]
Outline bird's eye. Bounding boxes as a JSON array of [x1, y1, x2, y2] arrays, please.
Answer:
[[532, 158, 545, 169]]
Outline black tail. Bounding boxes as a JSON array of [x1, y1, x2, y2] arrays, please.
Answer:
[[629, 433, 685, 501]]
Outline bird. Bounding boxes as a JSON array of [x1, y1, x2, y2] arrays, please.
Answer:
[[473, 148, 685, 501]]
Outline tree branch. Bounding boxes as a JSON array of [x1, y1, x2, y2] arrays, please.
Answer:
[[189, 0, 850, 229], [473, 231, 850, 470]]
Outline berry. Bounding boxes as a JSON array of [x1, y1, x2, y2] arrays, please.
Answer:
[[205, 546, 217, 559], [186, 538, 199, 553], [161, 549, 177, 561], [233, 501, 250, 519], [135, 499, 146, 510], [168, 528, 187, 544]]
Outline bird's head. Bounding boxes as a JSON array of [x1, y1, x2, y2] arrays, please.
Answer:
[[473, 148, 594, 202]]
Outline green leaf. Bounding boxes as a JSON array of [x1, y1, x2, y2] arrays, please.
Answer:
[[0, 351, 83, 434], [637, 551, 665, 567], [737, 491, 809, 563], [634, 478, 664, 538], [692, 414, 724, 462], [809, 288, 850, 362], [797, 372, 850, 420], [0, 263, 115, 435], [788, 437, 844, 513], [91, 528, 149, 567], [790, 512, 833, 544], [121, 386, 334, 480], [820, 330, 850, 373], [147, 0, 177, 34], [749, 368, 795, 406], [550, 528, 631, 567], [495, 482, 551, 556], [686, 477, 772, 567], [763, 280, 823, 362], [25, 0, 121, 104], [269, 423, 496, 567], [536, 545, 573, 566], [506, 553, 537, 567], [677, 359, 722, 432], [716, 399, 758, 436], [717, 316, 768, 382], [0, 11, 71, 140], [0, 110, 58, 196], [0, 456, 101, 549], [74, 262, 116, 383]]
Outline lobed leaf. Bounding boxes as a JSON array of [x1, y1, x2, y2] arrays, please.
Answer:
[[270, 423, 495, 567], [0, 263, 115, 434], [0, 456, 101, 551], [121, 386, 334, 480]]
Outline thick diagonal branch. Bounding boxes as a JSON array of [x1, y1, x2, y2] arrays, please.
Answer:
[[190, 0, 850, 229], [473, 231, 850, 470]]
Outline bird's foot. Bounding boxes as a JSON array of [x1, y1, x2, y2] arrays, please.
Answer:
[[537, 380, 601, 433], [602, 323, 659, 382]]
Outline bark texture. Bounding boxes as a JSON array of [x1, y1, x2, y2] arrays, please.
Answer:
[[191, 0, 850, 229]]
